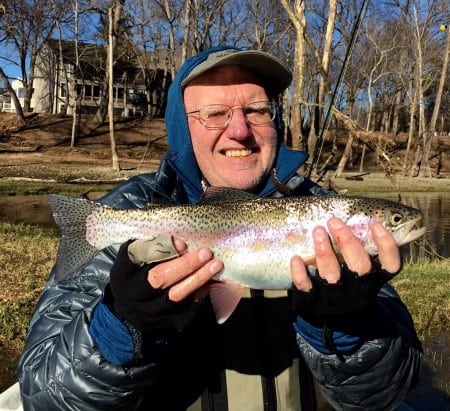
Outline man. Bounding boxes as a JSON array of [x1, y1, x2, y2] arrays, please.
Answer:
[[19, 46, 422, 410]]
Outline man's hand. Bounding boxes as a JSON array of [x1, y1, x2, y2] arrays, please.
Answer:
[[148, 239, 224, 301], [108, 236, 223, 334], [290, 217, 401, 320]]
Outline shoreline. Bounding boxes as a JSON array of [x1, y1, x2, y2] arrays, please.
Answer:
[[327, 173, 450, 194], [0, 158, 449, 191]]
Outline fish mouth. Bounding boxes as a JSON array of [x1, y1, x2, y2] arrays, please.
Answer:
[[395, 217, 427, 246]]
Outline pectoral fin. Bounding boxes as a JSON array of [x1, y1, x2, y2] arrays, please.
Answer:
[[209, 281, 244, 324]]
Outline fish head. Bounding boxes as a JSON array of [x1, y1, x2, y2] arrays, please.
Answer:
[[348, 197, 426, 255]]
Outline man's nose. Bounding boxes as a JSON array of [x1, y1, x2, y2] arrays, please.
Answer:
[[226, 108, 251, 139]]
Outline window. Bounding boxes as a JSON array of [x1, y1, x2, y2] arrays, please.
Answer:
[[93, 85, 100, 97], [84, 84, 92, 97]]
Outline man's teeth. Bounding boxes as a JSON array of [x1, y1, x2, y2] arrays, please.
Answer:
[[225, 149, 252, 157]]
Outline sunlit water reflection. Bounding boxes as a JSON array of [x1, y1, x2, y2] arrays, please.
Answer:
[[371, 192, 450, 261]]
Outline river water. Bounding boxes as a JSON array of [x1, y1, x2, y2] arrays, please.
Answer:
[[0, 192, 449, 259], [371, 192, 450, 260]]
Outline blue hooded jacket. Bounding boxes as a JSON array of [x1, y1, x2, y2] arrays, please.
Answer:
[[164, 45, 307, 203]]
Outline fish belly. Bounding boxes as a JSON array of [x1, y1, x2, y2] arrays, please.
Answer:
[[206, 225, 316, 290]]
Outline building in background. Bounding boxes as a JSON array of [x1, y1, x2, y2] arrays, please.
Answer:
[[0, 80, 25, 113], [1, 39, 170, 118]]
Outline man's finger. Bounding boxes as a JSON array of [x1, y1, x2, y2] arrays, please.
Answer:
[[313, 225, 341, 283], [148, 247, 214, 289], [327, 217, 371, 276], [168, 259, 224, 302], [290, 256, 313, 291], [371, 221, 401, 274]]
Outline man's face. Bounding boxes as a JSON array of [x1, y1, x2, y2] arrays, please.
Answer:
[[184, 66, 277, 192]]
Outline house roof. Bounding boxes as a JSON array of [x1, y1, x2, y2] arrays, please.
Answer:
[[43, 39, 167, 79]]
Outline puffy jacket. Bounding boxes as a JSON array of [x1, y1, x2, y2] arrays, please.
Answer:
[[18, 155, 422, 411]]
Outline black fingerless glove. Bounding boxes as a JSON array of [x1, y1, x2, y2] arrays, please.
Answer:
[[106, 240, 207, 339], [292, 256, 398, 326]]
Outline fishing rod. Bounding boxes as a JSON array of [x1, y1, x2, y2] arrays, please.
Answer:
[[309, 0, 370, 177]]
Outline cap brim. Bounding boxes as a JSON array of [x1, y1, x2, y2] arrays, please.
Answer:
[[182, 50, 292, 95]]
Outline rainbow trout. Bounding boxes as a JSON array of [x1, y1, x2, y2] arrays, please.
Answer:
[[49, 188, 425, 323]]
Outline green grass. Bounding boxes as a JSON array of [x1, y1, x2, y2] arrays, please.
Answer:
[[0, 180, 115, 196], [331, 174, 450, 195], [0, 223, 59, 391], [392, 259, 450, 338], [0, 223, 58, 351]]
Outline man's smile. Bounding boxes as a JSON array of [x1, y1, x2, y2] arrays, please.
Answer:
[[223, 149, 253, 157]]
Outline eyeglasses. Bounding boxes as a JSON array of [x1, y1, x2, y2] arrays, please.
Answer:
[[186, 101, 277, 130]]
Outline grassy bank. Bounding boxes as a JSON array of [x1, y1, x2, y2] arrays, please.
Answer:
[[1, 169, 449, 197], [0, 179, 117, 197], [328, 174, 450, 194], [1, 221, 449, 394], [0, 223, 58, 391]]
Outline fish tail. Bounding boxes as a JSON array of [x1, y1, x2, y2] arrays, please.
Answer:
[[48, 194, 102, 280]]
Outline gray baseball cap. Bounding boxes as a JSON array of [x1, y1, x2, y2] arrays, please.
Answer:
[[181, 48, 292, 96]]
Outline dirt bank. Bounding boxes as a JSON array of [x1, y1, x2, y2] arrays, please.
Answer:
[[1, 113, 449, 192]]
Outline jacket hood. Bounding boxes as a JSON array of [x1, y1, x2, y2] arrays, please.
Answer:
[[165, 45, 307, 203]]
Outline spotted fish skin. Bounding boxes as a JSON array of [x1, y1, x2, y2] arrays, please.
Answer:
[[48, 188, 426, 287]]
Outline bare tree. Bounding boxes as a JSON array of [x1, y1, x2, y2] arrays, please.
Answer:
[[0, 4, 26, 124], [0, 0, 68, 112], [393, 0, 444, 177], [306, 0, 337, 172], [51, 0, 82, 147], [181, 0, 191, 64], [70, 0, 81, 147], [280, 0, 307, 150], [1, 0, 447, 178], [107, 0, 124, 171], [335, 25, 396, 177], [0, 67, 25, 123], [429, 24, 449, 132]]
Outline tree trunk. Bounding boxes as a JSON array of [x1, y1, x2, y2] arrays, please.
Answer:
[[429, 26, 449, 132], [281, 0, 306, 150], [413, 6, 426, 137], [334, 134, 354, 177], [108, 1, 121, 171], [391, 85, 402, 135], [418, 132, 433, 177], [402, 75, 417, 176], [309, 0, 336, 165], [359, 143, 366, 172], [181, 0, 191, 64], [70, 1, 80, 148], [71, 103, 80, 148], [123, 73, 129, 117], [20, 31, 42, 113], [408, 145, 421, 178], [0, 67, 26, 125], [96, 83, 109, 124]]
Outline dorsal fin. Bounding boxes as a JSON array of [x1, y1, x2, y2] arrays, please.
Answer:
[[200, 187, 259, 204]]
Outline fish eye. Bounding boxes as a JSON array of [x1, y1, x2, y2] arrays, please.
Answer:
[[390, 212, 403, 226]]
